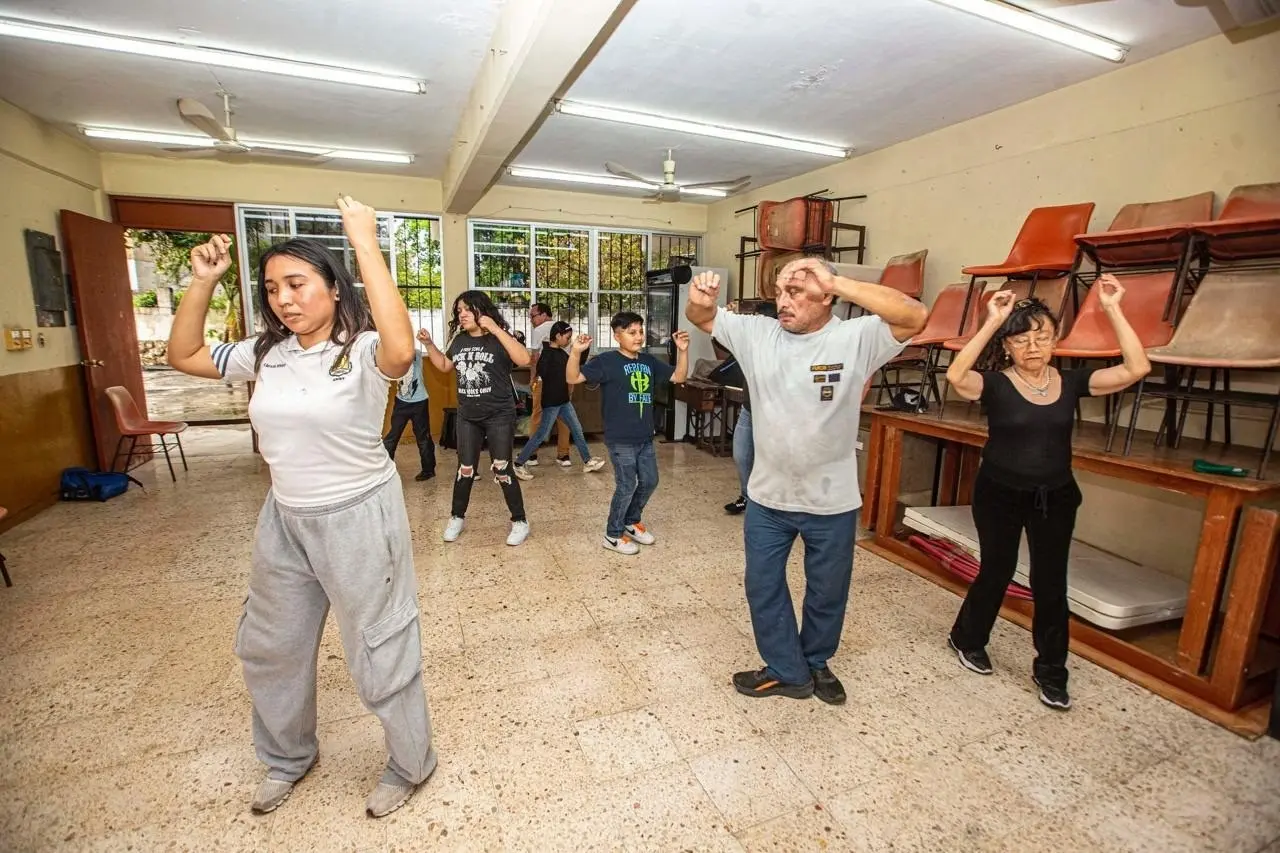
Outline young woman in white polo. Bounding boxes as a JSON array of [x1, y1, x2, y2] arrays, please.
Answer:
[[167, 197, 435, 819]]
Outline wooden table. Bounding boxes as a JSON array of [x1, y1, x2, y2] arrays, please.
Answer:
[[862, 403, 1280, 736]]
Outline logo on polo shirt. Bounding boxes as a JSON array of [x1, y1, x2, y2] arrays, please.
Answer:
[[329, 353, 352, 377]]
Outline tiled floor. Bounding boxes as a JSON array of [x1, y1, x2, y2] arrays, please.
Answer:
[[2, 426, 1278, 852]]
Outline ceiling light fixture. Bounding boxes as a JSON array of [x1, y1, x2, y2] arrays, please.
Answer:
[[927, 0, 1128, 62], [508, 166, 728, 198], [554, 101, 849, 158], [80, 126, 414, 164], [0, 16, 426, 93]]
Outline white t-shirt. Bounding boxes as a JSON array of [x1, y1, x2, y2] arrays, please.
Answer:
[[528, 320, 552, 357], [712, 309, 907, 515], [211, 331, 403, 508]]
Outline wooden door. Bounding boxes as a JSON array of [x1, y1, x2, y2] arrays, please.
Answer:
[[61, 210, 147, 471]]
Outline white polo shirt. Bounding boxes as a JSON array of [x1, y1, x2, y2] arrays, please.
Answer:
[[212, 331, 402, 508], [712, 309, 906, 515], [528, 320, 552, 356]]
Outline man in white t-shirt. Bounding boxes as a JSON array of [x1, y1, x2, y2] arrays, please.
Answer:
[[686, 258, 927, 705], [526, 301, 572, 466]]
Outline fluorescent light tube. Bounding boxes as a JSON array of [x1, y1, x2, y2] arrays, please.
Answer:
[[555, 101, 849, 158], [0, 16, 426, 93], [508, 166, 728, 198], [928, 0, 1128, 62], [80, 126, 414, 164]]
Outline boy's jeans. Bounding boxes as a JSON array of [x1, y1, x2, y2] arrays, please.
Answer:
[[605, 440, 658, 538]]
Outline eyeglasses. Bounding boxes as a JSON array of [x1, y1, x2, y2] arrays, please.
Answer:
[[1014, 299, 1036, 309], [1007, 334, 1055, 349]]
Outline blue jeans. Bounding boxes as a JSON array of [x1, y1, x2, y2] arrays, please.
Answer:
[[733, 407, 754, 497], [744, 500, 859, 685], [605, 440, 659, 538], [515, 402, 590, 465]]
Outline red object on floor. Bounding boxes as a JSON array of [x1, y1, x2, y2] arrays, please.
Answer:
[[907, 534, 1033, 601]]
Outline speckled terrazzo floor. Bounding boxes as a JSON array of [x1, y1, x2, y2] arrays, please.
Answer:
[[1, 425, 1277, 852]]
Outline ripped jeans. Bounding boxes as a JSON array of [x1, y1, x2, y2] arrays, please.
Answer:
[[451, 413, 526, 522]]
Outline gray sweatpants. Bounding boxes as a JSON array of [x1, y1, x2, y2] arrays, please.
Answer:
[[235, 475, 436, 785]]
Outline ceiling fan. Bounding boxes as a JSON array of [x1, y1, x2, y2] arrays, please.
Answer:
[[165, 91, 327, 162], [605, 150, 750, 203]]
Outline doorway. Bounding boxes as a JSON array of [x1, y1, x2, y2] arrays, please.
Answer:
[[110, 197, 250, 426]]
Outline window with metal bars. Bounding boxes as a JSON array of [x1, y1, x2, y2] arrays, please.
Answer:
[[237, 206, 445, 342], [468, 220, 699, 348]]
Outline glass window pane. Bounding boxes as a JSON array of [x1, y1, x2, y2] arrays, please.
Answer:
[[473, 224, 531, 290], [597, 231, 647, 292], [534, 227, 589, 291]]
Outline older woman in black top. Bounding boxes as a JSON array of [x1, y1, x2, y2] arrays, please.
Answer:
[[943, 274, 1150, 710]]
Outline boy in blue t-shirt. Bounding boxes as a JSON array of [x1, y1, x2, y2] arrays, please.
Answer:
[[568, 311, 689, 554], [383, 328, 437, 481]]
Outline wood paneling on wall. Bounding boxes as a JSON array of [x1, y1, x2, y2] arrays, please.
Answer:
[[0, 366, 95, 529]]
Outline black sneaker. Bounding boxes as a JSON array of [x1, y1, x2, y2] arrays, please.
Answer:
[[732, 668, 814, 700], [724, 495, 747, 515], [1034, 678, 1072, 711], [810, 667, 846, 705], [415, 470, 436, 481], [948, 637, 993, 675]]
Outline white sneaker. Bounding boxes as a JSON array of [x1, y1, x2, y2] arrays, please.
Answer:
[[507, 520, 530, 546], [556, 456, 572, 468], [526, 457, 539, 467], [443, 516, 465, 542], [584, 457, 606, 473], [602, 534, 640, 555], [625, 523, 655, 545], [513, 464, 534, 481]]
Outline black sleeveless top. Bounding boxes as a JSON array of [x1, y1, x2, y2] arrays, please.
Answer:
[[978, 368, 1096, 489]]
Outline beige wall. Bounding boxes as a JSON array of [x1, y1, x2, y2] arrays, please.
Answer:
[[704, 32, 1280, 580], [0, 99, 105, 377]]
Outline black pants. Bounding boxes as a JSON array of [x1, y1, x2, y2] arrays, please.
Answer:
[[383, 398, 436, 475], [452, 413, 525, 522], [950, 469, 1081, 689]]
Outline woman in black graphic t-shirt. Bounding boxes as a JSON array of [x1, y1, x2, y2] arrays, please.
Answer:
[[420, 290, 530, 546], [942, 274, 1150, 711]]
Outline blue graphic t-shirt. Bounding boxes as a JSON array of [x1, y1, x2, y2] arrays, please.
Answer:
[[395, 351, 428, 404], [581, 350, 675, 445]]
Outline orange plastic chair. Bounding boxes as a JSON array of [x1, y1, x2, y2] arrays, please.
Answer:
[[1074, 192, 1214, 268], [878, 249, 928, 300], [959, 202, 1096, 330], [1191, 182, 1280, 262], [873, 283, 980, 410], [105, 386, 189, 482], [1108, 270, 1280, 478], [0, 506, 10, 587]]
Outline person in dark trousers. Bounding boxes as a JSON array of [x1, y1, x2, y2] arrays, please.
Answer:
[[513, 321, 606, 479], [687, 261, 925, 705], [567, 313, 689, 555], [383, 328, 437, 481], [420, 290, 531, 547], [943, 274, 1149, 710], [708, 339, 752, 515]]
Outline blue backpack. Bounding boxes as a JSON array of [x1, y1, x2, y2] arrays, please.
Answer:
[[59, 467, 144, 502]]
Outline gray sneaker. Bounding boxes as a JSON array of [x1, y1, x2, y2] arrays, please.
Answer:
[[366, 778, 418, 818], [251, 757, 317, 815]]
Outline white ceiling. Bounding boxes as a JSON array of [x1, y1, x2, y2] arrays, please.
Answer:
[[0, 0, 1225, 199], [0, 0, 506, 176], [507, 0, 1222, 200]]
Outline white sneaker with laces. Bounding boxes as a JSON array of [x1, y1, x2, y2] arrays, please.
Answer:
[[513, 464, 534, 481], [557, 456, 572, 467], [602, 534, 640, 555], [526, 457, 539, 467], [584, 457, 606, 473], [443, 516, 465, 542], [625, 523, 655, 545], [507, 520, 530, 546]]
